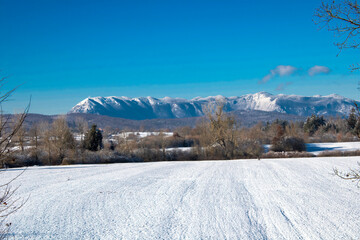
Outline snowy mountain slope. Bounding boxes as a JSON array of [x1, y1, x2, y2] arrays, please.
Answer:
[[70, 92, 357, 120], [5, 157, 360, 239]]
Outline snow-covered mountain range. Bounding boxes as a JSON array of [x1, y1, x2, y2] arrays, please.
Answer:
[[70, 92, 357, 120]]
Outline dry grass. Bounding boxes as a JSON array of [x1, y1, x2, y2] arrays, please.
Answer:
[[262, 151, 315, 159], [317, 150, 360, 157]]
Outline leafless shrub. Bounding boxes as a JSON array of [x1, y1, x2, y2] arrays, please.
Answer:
[[81, 150, 137, 164], [271, 137, 306, 152], [163, 150, 199, 161], [0, 170, 27, 239], [115, 138, 137, 156], [318, 149, 360, 157]]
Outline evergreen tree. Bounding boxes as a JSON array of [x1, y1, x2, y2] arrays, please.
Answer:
[[347, 108, 357, 130], [303, 114, 326, 135], [84, 124, 103, 151], [96, 127, 103, 150], [353, 120, 360, 138]]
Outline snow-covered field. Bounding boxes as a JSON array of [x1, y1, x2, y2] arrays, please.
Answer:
[[263, 141, 360, 155], [307, 141, 360, 155], [3, 157, 360, 239], [168, 141, 360, 155], [113, 132, 173, 139]]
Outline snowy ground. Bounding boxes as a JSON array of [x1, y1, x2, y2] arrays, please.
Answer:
[[263, 141, 360, 155], [170, 142, 360, 155], [113, 132, 173, 139], [3, 157, 360, 239], [165, 147, 193, 152], [306, 141, 360, 155]]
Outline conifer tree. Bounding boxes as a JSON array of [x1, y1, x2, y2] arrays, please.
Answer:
[[347, 108, 357, 130], [303, 114, 326, 135], [84, 124, 103, 151]]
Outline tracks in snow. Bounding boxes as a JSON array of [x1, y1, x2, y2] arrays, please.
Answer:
[[3, 157, 360, 239]]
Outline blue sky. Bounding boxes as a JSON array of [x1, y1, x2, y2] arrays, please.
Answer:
[[0, 0, 359, 114]]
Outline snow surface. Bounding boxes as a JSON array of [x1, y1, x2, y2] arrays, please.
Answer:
[[307, 142, 360, 155], [9, 146, 33, 151], [3, 157, 360, 239], [113, 132, 173, 139], [263, 141, 360, 155], [165, 147, 193, 152]]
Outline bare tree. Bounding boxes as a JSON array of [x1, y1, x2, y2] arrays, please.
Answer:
[[314, 0, 360, 70], [200, 103, 240, 159], [38, 118, 76, 164], [29, 123, 40, 162], [12, 114, 26, 153], [315, 1, 360, 185], [0, 78, 29, 168], [51, 117, 75, 164], [208, 105, 238, 159], [75, 117, 88, 144], [28, 123, 39, 150], [39, 121, 52, 165], [0, 77, 29, 238]]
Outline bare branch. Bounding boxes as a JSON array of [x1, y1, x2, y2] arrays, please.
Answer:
[[314, 0, 360, 70], [0, 77, 30, 238], [333, 162, 360, 187]]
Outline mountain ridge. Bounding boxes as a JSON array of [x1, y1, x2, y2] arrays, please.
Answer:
[[70, 92, 357, 120]]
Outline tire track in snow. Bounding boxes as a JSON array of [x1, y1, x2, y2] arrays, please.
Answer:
[[8, 162, 190, 239], [4, 157, 360, 239], [161, 161, 269, 239], [244, 158, 360, 239]]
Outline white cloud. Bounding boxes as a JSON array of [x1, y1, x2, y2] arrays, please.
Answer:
[[308, 65, 330, 76], [259, 65, 297, 84]]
